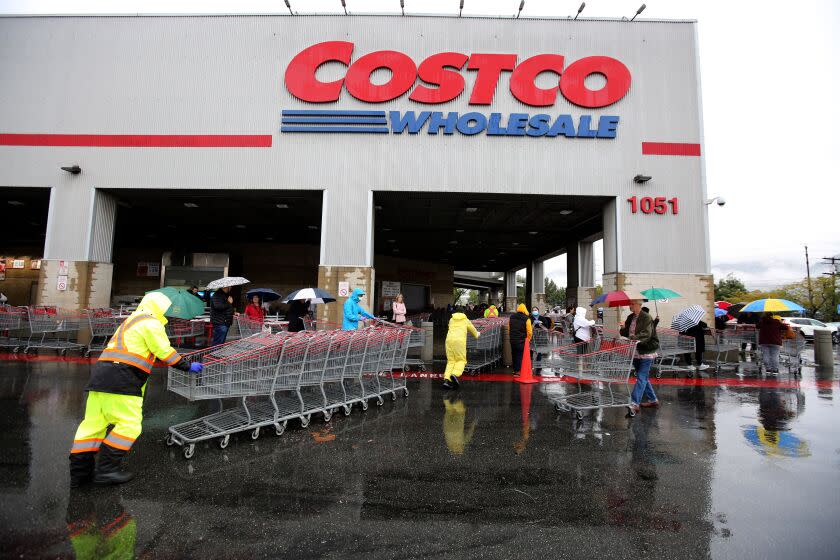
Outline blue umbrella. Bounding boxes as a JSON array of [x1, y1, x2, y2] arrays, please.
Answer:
[[282, 287, 336, 304], [589, 293, 607, 307], [245, 288, 282, 302], [714, 308, 729, 317]]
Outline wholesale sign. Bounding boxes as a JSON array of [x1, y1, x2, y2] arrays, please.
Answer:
[[282, 41, 630, 138]]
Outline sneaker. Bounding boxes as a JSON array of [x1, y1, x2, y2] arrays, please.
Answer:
[[697, 364, 710, 371], [629, 404, 640, 415]]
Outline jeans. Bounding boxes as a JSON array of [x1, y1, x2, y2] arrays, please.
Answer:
[[761, 344, 781, 372], [631, 358, 657, 405], [211, 324, 229, 346]]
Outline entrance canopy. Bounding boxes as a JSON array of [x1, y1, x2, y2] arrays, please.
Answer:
[[373, 192, 609, 271]]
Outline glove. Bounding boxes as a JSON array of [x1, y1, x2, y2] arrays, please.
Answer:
[[189, 362, 204, 373]]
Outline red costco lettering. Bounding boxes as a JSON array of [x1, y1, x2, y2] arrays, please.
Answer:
[[285, 42, 631, 108]]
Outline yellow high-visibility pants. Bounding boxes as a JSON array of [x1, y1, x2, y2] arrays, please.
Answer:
[[444, 339, 468, 381], [70, 391, 144, 454]]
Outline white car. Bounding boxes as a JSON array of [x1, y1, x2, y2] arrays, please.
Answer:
[[782, 317, 838, 342]]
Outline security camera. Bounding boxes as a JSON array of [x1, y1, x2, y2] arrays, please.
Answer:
[[716, 197, 726, 206]]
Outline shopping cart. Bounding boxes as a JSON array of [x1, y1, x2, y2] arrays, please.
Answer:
[[401, 322, 426, 371], [235, 315, 286, 338], [85, 308, 124, 357], [703, 329, 741, 372], [0, 305, 28, 352], [23, 306, 85, 354], [653, 328, 696, 377], [719, 326, 761, 372], [530, 326, 560, 371], [777, 336, 805, 375], [464, 318, 505, 373], [545, 337, 638, 419], [165, 318, 205, 348]]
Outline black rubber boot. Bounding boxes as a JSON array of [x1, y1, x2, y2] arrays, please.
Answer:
[[442, 379, 454, 390], [94, 444, 135, 485], [450, 375, 460, 389], [69, 452, 97, 488]]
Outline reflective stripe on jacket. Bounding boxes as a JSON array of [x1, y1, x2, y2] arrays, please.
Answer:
[[98, 314, 181, 374]]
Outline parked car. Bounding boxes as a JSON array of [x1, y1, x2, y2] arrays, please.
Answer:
[[825, 322, 840, 344], [781, 317, 838, 343]]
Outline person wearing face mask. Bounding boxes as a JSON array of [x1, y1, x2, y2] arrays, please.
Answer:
[[530, 307, 551, 374]]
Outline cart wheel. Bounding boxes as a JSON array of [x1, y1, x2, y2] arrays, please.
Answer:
[[84, 350, 91, 358], [343, 405, 352, 416], [627, 407, 636, 418], [655, 372, 661, 379], [183, 444, 195, 459], [391, 392, 397, 401], [403, 388, 409, 397], [300, 415, 311, 428], [554, 404, 561, 413], [250, 427, 260, 440], [165, 433, 175, 447], [361, 401, 369, 411], [275, 420, 287, 436], [61, 349, 67, 357], [219, 435, 230, 449], [575, 411, 583, 420], [323, 410, 332, 422], [420, 365, 427, 372], [376, 397, 384, 406]]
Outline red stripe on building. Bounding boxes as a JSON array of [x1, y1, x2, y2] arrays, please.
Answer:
[[0, 134, 272, 147], [642, 142, 701, 156]]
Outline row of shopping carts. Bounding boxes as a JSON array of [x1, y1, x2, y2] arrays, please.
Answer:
[[0, 304, 206, 356], [165, 325, 412, 459], [704, 326, 805, 375], [464, 318, 506, 373]]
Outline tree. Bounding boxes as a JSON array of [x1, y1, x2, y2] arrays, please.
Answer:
[[516, 274, 526, 303], [714, 274, 748, 302], [544, 277, 566, 308], [453, 287, 468, 305]]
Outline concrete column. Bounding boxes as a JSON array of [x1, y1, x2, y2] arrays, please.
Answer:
[[318, 189, 375, 328], [530, 260, 546, 311], [421, 321, 434, 362], [504, 270, 517, 313], [39, 187, 116, 309], [579, 242, 595, 287], [601, 272, 714, 332]]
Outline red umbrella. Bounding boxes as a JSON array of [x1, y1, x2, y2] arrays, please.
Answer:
[[715, 301, 733, 310], [603, 290, 649, 308]]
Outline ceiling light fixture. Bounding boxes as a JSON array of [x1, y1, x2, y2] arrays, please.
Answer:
[[449, 240, 458, 245], [183, 202, 198, 208], [465, 207, 478, 213], [235, 224, 246, 229], [308, 225, 319, 229], [456, 229, 464, 233], [559, 209, 573, 215], [529, 231, 539, 235], [276, 203, 290, 209], [388, 239, 396, 243], [8, 200, 24, 206]]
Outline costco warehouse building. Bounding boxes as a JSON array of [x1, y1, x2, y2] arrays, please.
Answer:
[[0, 13, 713, 328]]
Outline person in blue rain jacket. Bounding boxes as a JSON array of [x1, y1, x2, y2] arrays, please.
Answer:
[[342, 288, 374, 330]]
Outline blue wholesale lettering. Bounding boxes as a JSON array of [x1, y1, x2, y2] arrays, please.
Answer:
[[283, 109, 619, 137]]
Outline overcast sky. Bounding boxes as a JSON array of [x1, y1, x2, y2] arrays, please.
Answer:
[[2, 0, 838, 289]]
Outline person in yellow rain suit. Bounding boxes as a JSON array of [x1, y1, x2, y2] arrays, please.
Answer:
[[442, 312, 480, 390], [483, 304, 499, 318], [509, 303, 533, 375], [69, 292, 203, 487], [442, 397, 476, 455]]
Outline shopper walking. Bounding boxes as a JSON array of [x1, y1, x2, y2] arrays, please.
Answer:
[[244, 294, 265, 322], [342, 288, 374, 330], [572, 306, 596, 345], [286, 299, 309, 333], [210, 286, 234, 345], [442, 312, 480, 389], [392, 294, 407, 324], [620, 300, 660, 414], [758, 313, 787, 374], [68, 292, 203, 486], [509, 303, 532, 374], [682, 320, 709, 371]]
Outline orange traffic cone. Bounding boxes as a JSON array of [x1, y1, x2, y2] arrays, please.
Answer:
[[515, 338, 538, 384]]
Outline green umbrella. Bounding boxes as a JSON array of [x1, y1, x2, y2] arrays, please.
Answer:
[[641, 288, 682, 300], [640, 287, 682, 316], [147, 287, 205, 319]]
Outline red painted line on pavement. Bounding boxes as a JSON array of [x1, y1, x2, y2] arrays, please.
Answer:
[[642, 142, 701, 156], [0, 134, 272, 148]]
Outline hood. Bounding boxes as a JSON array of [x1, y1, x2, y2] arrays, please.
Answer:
[[450, 312, 469, 322], [137, 292, 172, 324], [516, 303, 529, 314], [350, 287, 365, 302], [575, 307, 588, 318], [489, 305, 497, 310]]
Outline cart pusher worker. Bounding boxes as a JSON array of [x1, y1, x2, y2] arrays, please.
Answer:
[[69, 292, 204, 487], [342, 288, 375, 330]]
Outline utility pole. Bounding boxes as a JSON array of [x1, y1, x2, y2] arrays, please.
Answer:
[[805, 245, 815, 316], [823, 255, 839, 321]]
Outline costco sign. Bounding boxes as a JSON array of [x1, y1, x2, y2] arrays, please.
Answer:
[[282, 41, 632, 137]]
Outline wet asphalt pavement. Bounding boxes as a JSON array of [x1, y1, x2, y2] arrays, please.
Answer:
[[1, 351, 839, 560]]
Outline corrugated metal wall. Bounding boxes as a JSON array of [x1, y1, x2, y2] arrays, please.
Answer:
[[0, 15, 706, 272]]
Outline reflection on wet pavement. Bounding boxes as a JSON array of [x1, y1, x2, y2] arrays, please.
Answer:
[[0, 349, 838, 559]]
